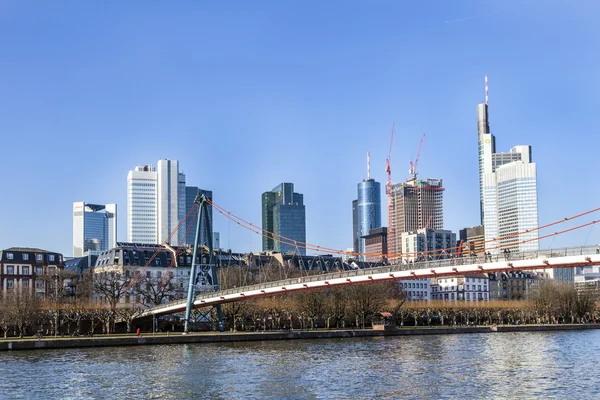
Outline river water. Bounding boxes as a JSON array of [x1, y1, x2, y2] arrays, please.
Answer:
[[1, 330, 599, 399]]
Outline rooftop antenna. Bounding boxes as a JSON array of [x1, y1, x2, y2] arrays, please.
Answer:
[[485, 74, 489, 106], [367, 152, 371, 180]]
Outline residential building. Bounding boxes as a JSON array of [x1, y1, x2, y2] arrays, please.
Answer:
[[355, 165, 382, 260], [0, 247, 64, 298], [262, 183, 306, 255], [488, 271, 542, 300], [362, 227, 387, 263], [73, 202, 117, 257], [399, 278, 431, 301], [400, 228, 456, 262], [389, 177, 444, 256], [478, 77, 539, 255], [431, 274, 489, 301]]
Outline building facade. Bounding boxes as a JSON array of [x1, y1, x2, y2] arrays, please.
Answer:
[[356, 178, 381, 260], [352, 199, 359, 255], [399, 278, 431, 301], [400, 228, 456, 262], [73, 202, 117, 257], [362, 227, 387, 263], [262, 183, 306, 255], [431, 274, 489, 301], [127, 165, 158, 244], [0, 248, 65, 298], [179, 186, 213, 247], [477, 79, 539, 255], [459, 225, 485, 256], [390, 178, 444, 256]]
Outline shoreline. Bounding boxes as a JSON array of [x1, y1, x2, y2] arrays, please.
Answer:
[[2, 324, 600, 351]]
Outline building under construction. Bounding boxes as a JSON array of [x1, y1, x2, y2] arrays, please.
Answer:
[[389, 177, 444, 256]]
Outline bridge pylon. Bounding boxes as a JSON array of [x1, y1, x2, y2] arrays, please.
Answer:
[[184, 193, 223, 334]]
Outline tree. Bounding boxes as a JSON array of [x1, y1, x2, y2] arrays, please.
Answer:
[[133, 272, 176, 307], [93, 270, 133, 332]]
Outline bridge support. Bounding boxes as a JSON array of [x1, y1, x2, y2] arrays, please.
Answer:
[[184, 193, 223, 334]]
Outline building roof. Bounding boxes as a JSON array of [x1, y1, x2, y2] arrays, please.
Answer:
[[3, 247, 55, 253]]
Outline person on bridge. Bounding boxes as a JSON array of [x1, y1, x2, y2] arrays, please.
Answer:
[[136, 328, 141, 337]]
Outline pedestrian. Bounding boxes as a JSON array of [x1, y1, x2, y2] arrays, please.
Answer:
[[136, 328, 141, 337], [596, 244, 599, 254]]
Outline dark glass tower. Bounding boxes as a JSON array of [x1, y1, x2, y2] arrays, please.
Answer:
[[357, 179, 381, 260], [262, 183, 306, 255]]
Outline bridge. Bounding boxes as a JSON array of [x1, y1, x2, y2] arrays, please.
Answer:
[[138, 245, 600, 318]]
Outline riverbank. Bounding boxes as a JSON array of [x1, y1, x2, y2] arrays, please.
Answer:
[[2, 324, 599, 351]]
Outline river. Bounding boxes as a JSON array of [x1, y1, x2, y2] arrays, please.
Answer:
[[1, 330, 599, 399]]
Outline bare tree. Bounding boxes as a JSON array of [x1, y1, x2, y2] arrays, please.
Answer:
[[133, 272, 176, 307]]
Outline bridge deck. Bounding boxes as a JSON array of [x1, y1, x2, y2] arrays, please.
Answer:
[[138, 246, 600, 318]]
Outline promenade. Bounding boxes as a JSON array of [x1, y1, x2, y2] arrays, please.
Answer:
[[2, 324, 599, 352]]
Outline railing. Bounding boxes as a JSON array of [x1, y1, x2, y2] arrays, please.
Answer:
[[143, 245, 598, 315]]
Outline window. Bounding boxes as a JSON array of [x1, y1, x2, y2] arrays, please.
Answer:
[[49, 255, 55, 262], [22, 266, 29, 275], [36, 280, 44, 289], [466, 293, 470, 300], [36, 254, 43, 262], [7, 253, 13, 260], [23, 254, 29, 261], [7, 279, 14, 289], [35, 267, 43, 275], [23, 279, 29, 288], [7, 266, 14, 274]]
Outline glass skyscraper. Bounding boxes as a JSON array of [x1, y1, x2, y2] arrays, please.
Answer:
[[179, 186, 213, 247], [262, 183, 306, 256], [356, 179, 381, 260], [477, 78, 539, 255], [73, 202, 117, 257]]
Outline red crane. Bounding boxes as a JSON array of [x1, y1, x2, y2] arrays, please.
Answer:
[[385, 123, 395, 261]]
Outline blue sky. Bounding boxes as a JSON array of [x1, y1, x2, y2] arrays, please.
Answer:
[[1, 1, 599, 256]]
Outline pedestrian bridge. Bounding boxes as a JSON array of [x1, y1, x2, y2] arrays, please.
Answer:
[[137, 245, 600, 318]]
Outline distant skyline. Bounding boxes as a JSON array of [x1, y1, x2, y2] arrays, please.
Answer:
[[1, 1, 599, 256]]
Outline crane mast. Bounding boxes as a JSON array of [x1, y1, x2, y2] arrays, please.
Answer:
[[385, 123, 395, 262]]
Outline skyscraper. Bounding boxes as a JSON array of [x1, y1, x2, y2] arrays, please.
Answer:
[[477, 76, 539, 254], [355, 154, 382, 260], [127, 165, 158, 244], [352, 199, 359, 254], [73, 202, 117, 257], [179, 186, 213, 246], [389, 177, 444, 256], [262, 183, 306, 255], [127, 160, 205, 246]]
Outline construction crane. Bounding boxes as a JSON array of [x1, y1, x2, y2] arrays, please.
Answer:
[[409, 133, 425, 179], [385, 123, 395, 262]]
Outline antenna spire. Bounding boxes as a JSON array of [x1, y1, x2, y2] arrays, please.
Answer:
[[367, 152, 371, 180], [485, 74, 489, 106]]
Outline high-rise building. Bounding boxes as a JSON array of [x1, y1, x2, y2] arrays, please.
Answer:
[[127, 165, 158, 244], [179, 186, 213, 246], [477, 76, 539, 254], [356, 163, 382, 260], [128, 160, 210, 246], [262, 183, 306, 255], [73, 202, 117, 257], [352, 199, 359, 254], [389, 178, 444, 256]]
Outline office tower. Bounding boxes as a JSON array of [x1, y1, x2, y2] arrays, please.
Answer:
[[157, 159, 180, 245], [127, 165, 158, 244], [352, 199, 358, 254], [477, 76, 539, 254], [73, 202, 117, 257], [400, 228, 456, 261], [389, 178, 444, 255], [180, 186, 213, 246], [128, 160, 198, 246], [459, 225, 485, 255], [356, 154, 382, 260], [262, 183, 306, 255]]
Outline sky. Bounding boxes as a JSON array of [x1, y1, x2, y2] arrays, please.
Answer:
[[0, 0, 599, 256]]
